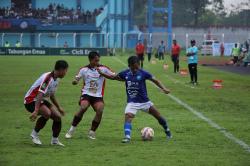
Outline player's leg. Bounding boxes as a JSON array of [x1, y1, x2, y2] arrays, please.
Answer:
[[122, 113, 135, 143], [233, 56, 238, 64], [172, 56, 177, 73], [188, 64, 194, 83], [50, 106, 64, 146], [88, 101, 104, 139], [194, 63, 198, 84], [30, 104, 51, 145], [122, 103, 137, 143], [140, 55, 144, 68], [148, 53, 151, 62], [176, 56, 180, 72], [73, 100, 90, 126], [65, 99, 90, 138], [148, 106, 172, 139]]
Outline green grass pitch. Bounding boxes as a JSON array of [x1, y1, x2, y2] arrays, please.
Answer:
[[0, 54, 250, 166]]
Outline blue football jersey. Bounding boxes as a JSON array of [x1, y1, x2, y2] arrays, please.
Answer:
[[118, 69, 153, 103]]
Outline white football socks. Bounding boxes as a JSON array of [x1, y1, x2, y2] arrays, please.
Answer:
[[31, 129, 38, 137]]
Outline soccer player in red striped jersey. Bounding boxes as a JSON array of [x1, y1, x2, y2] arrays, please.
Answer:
[[24, 60, 68, 146], [65, 51, 115, 139]]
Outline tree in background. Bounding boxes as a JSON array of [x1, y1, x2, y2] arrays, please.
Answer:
[[133, 0, 249, 28]]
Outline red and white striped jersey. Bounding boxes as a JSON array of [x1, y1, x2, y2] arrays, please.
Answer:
[[24, 72, 59, 104], [75, 65, 115, 97]]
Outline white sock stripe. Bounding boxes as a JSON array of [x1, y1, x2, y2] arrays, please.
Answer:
[[124, 129, 131, 132], [125, 135, 131, 139], [114, 56, 250, 153]]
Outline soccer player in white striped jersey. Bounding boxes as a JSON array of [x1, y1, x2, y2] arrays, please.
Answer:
[[24, 60, 68, 146], [65, 51, 115, 139]]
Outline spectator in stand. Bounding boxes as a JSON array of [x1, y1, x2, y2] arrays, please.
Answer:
[[4, 41, 10, 47], [15, 40, 21, 47], [0, 3, 103, 24], [135, 40, 145, 68], [63, 42, 68, 48]]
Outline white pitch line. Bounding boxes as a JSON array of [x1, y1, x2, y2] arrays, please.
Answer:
[[164, 74, 202, 90], [112, 56, 250, 153]]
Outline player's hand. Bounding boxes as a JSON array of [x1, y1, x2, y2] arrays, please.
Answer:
[[58, 107, 65, 116], [72, 80, 78, 85], [96, 67, 101, 74], [162, 88, 170, 94], [30, 111, 38, 122]]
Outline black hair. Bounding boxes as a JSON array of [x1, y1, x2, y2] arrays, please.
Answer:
[[54, 60, 69, 70], [191, 39, 196, 43], [88, 51, 100, 60], [128, 56, 139, 66]]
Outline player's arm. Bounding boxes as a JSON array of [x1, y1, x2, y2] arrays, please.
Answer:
[[149, 77, 170, 94], [72, 69, 83, 85], [30, 92, 44, 121], [97, 68, 124, 81], [187, 52, 195, 56], [72, 76, 80, 85], [30, 76, 51, 121], [187, 48, 198, 56], [50, 94, 65, 116]]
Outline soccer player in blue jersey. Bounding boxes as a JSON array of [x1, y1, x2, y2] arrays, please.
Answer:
[[97, 56, 172, 143]]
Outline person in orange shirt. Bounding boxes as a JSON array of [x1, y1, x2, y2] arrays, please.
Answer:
[[171, 40, 181, 73], [135, 40, 145, 68]]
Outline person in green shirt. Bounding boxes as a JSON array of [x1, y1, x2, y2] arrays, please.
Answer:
[[232, 43, 240, 64], [4, 41, 10, 47], [15, 41, 21, 47]]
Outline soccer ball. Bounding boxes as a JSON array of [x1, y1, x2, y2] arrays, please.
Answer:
[[141, 127, 154, 141]]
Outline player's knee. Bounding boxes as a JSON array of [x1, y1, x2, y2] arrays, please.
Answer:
[[125, 113, 134, 122], [43, 111, 51, 119], [80, 105, 88, 111], [55, 116, 61, 122], [51, 112, 61, 121], [55, 115, 62, 122], [96, 109, 103, 115]]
